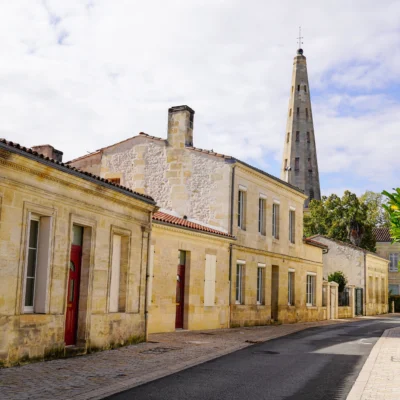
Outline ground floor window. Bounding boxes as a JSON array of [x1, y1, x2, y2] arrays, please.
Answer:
[[288, 270, 295, 306], [306, 274, 316, 306], [236, 262, 244, 304], [256, 265, 265, 305], [389, 284, 400, 295]]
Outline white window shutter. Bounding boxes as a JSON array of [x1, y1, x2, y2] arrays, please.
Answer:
[[204, 254, 216, 306]]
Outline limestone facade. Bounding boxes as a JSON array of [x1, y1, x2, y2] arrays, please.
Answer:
[[373, 227, 400, 295], [0, 140, 156, 366], [69, 105, 327, 327], [148, 217, 233, 333], [311, 235, 388, 316]]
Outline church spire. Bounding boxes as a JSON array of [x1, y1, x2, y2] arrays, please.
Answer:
[[281, 44, 321, 208]]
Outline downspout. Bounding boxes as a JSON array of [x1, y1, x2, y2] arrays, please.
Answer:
[[363, 252, 367, 316], [228, 165, 236, 327], [144, 212, 153, 342]]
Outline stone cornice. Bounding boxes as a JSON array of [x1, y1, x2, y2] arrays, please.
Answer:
[[232, 243, 322, 266], [0, 160, 154, 224]]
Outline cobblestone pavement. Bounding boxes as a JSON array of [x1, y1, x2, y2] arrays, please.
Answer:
[[347, 318, 400, 400], [0, 318, 362, 400]]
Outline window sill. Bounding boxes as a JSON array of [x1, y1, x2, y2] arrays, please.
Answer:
[[272, 238, 280, 244], [306, 305, 318, 309]]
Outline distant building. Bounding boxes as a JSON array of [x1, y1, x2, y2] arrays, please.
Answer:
[[374, 227, 400, 295], [310, 235, 388, 316], [281, 48, 321, 207]]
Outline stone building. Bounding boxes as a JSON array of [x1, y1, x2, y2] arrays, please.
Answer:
[[310, 235, 389, 316], [281, 48, 321, 207], [69, 105, 327, 327], [373, 227, 400, 295], [148, 211, 234, 333], [0, 139, 157, 366]]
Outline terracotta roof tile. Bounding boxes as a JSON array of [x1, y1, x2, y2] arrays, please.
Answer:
[[303, 237, 328, 249], [0, 138, 155, 204], [152, 211, 234, 239], [373, 227, 392, 242]]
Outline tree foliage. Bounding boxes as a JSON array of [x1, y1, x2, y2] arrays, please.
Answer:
[[382, 189, 400, 243], [328, 271, 347, 293], [359, 191, 390, 227], [304, 190, 376, 252]]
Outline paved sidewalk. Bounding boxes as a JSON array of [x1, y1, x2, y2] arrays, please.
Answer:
[[0, 318, 357, 400], [347, 324, 400, 400]]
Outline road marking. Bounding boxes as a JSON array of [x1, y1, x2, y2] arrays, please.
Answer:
[[359, 338, 373, 345]]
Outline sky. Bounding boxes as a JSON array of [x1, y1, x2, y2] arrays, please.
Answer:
[[1, 0, 399, 197]]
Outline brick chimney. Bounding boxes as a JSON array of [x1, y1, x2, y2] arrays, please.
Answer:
[[31, 145, 63, 162], [167, 105, 195, 148]]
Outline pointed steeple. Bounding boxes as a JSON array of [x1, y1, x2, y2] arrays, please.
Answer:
[[281, 47, 321, 207]]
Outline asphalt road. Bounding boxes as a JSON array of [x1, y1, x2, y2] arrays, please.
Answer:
[[106, 316, 400, 400]]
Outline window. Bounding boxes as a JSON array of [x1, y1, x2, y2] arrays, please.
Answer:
[[309, 189, 314, 201], [204, 254, 216, 306], [284, 159, 288, 170], [236, 263, 244, 304], [389, 253, 399, 272], [306, 131, 310, 143], [108, 178, 120, 185], [295, 157, 300, 171], [272, 203, 280, 239], [289, 210, 295, 244], [286, 132, 290, 143], [297, 84, 300, 91], [305, 108, 309, 119], [288, 270, 295, 306], [24, 215, 52, 313], [295, 131, 300, 142], [389, 284, 399, 295], [306, 274, 316, 306], [258, 197, 266, 235], [109, 234, 129, 312], [296, 107, 300, 116], [257, 265, 265, 305], [308, 158, 312, 171], [238, 190, 246, 229], [304, 85, 307, 92]]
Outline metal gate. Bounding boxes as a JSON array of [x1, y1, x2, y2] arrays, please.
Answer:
[[355, 288, 363, 315]]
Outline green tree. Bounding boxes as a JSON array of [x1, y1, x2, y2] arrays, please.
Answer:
[[359, 190, 390, 227], [304, 190, 376, 252], [328, 271, 347, 292], [382, 189, 400, 243]]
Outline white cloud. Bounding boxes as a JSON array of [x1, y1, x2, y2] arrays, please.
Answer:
[[0, 0, 399, 194]]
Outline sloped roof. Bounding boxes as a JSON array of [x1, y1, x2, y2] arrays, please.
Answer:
[[373, 227, 392, 242], [0, 138, 156, 205], [303, 237, 328, 249], [152, 211, 234, 239]]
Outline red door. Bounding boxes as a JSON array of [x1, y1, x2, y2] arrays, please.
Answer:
[[65, 245, 82, 345], [175, 264, 185, 329]]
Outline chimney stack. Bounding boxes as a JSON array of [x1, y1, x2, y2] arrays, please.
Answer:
[[167, 105, 195, 148], [31, 145, 63, 162]]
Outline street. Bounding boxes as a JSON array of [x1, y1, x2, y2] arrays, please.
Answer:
[[107, 316, 400, 400]]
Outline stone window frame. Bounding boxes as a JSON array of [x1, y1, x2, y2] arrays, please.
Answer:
[[108, 225, 132, 314], [19, 202, 57, 315]]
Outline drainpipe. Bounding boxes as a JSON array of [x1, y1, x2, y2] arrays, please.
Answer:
[[363, 252, 367, 316], [228, 165, 235, 327], [144, 213, 153, 342]]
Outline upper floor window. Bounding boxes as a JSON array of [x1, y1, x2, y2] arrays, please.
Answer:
[[305, 108, 309, 119], [24, 215, 52, 313], [258, 197, 266, 235], [309, 189, 315, 201], [295, 131, 300, 142], [389, 253, 399, 272], [297, 85, 300, 91], [289, 109, 292, 117], [272, 203, 280, 239], [295, 157, 300, 171], [304, 85, 307, 92], [284, 159, 288, 170], [238, 189, 246, 229], [289, 210, 295, 244], [296, 107, 300, 116], [307, 131, 310, 143], [108, 178, 120, 185]]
